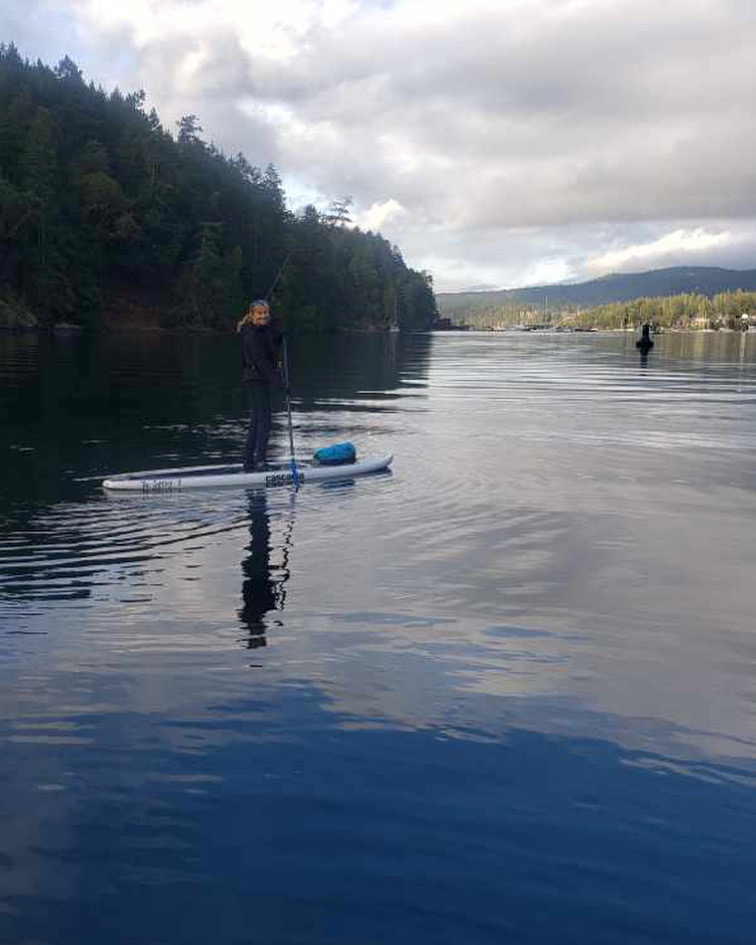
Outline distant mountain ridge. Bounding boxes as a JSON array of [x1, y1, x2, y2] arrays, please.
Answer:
[[437, 267, 756, 318]]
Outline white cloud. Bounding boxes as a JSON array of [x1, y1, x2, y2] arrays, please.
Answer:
[[73, 0, 340, 59], [520, 259, 575, 288], [357, 199, 406, 232], [586, 228, 737, 275]]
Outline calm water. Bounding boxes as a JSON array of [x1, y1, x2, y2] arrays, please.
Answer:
[[1, 328, 756, 944]]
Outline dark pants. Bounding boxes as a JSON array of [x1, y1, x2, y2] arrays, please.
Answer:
[[244, 382, 271, 470]]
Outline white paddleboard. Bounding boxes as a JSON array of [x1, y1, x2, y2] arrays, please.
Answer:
[[103, 454, 393, 492]]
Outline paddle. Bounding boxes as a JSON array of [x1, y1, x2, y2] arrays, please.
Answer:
[[281, 334, 300, 488], [264, 253, 296, 485]]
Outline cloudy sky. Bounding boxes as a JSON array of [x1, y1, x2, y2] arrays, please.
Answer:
[[3, 0, 756, 291]]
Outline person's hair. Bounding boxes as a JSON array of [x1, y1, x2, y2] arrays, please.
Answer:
[[236, 299, 270, 333]]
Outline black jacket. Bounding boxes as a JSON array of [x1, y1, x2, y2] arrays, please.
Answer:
[[241, 324, 283, 385]]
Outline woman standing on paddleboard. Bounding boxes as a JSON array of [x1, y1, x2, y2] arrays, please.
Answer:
[[237, 300, 284, 472]]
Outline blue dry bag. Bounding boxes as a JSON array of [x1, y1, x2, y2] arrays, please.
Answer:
[[313, 442, 357, 466]]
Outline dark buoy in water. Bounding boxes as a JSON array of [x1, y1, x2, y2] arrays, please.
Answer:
[[636, 323, 654, 353]]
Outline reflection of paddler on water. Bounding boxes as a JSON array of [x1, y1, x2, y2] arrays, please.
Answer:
[[636, 323, 654, 354], [238, 491, 292, 649], [237, 299, 286, 473]]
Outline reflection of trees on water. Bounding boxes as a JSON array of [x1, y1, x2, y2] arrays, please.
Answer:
[[266, 331, 435, 466], [662, 331, 756, 364], [238, 491, 293, 649], [284, 331, 435, 407]]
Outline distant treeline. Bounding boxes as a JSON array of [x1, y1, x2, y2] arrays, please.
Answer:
[[438, 299, 556, 328], [437, 266, 756, 329], [0, 45, 437, 331], [440, 290, 756, 331], [561, 291, 756, 330]]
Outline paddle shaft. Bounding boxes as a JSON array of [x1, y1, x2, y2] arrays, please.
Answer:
[[281, 335, 300, 486], [266, 252, 291, 302]]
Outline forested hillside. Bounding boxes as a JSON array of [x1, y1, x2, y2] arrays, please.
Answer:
[[561, 290, 756, 330], [438, 267, 756, 327], [0, 45, 437, 331]]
